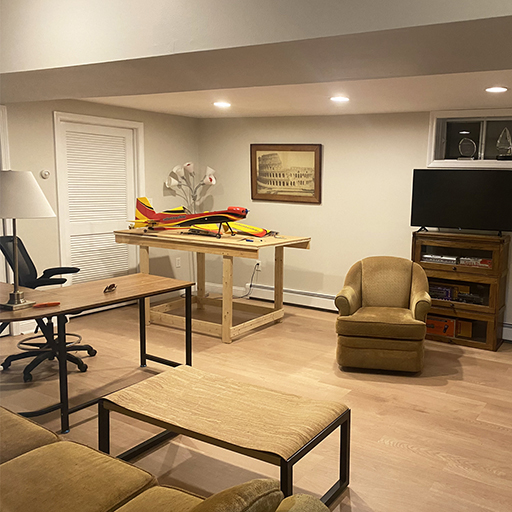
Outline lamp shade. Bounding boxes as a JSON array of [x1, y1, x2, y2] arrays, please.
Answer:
[[0, 170, 55, 219]]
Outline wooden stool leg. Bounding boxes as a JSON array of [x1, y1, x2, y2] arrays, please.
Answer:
[[98, 399, 110, 454]]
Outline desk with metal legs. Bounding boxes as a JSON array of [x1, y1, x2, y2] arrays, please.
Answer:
[[0, 274, 193, 432]]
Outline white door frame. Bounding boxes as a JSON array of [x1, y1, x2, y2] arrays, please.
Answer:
[[53, 112, 145, 270]]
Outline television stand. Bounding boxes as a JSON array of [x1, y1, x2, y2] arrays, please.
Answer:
[[412, 231, 510, 351]]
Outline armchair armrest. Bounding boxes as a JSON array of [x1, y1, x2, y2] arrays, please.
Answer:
[[41, 267, 79, 279], [335, 285, 360, 316], [411, 290, 431, 321], [276, 494, 329, 511], [410, 262, 431, 321]]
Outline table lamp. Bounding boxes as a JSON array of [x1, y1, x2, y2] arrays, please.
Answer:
[[0, 170, 56, 310]]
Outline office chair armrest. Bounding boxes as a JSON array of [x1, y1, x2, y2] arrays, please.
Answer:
[[41, 267, 80, 278], [31, 277, 67, 287]]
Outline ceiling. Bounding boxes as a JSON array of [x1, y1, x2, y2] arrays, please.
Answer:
[[2, 16, 512, 118], [84, 70, 512, 118]]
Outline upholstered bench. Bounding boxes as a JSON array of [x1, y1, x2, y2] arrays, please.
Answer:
[[98, 366, 350, 506]]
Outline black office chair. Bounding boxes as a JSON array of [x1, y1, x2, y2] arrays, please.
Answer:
[[0, 236, 97, 382]]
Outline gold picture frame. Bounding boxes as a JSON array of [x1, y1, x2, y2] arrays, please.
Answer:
[[251, 144, 322, 204]]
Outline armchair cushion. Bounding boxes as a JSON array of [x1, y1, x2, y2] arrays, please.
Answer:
[[361, 256, 413, 308], [336, 307, 426, 340]]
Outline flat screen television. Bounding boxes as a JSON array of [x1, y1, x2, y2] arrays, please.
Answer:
[[411, 169, 512, 233]]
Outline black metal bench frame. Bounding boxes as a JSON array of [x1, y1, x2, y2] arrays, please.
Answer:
[[98, 399, 350, 506]]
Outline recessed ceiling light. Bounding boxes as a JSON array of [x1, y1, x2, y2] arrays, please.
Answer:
[[214, 101, 231, 108], [485, 86, 508, 93], [330, 96, 349, 103], [459, 131, 470, 135]]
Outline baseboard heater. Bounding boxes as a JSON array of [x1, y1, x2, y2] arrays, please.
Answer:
[[247, 283, 337, 311]]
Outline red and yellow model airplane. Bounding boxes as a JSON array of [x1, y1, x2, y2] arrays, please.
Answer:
[[133, 197, 251, 237]]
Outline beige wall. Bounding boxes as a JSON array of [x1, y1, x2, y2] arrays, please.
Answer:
[[197, 114, 429, 292], [197, 114, 512, 329], [4, 102, 511, 331], [5, 100, 199, 277]]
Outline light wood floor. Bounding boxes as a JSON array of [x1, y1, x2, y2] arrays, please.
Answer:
[[1, 302, 512, 512]]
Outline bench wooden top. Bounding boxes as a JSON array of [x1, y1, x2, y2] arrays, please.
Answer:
[[102, 366, 347, 460]]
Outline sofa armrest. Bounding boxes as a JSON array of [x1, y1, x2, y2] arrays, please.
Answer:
[[191, 478, 283, 512], [276, 494, 329, 511], [335, 285, 360, 316]]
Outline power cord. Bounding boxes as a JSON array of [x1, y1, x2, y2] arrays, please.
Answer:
[[236, 261, 260, 299]]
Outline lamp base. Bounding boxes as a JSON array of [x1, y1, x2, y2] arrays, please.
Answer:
[[0, 290, 36, 311]]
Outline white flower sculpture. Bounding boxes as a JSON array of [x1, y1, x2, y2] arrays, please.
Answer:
[[165, 162, 217, 213]]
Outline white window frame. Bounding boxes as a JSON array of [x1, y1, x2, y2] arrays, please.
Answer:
[[427, 108, 512, 169]]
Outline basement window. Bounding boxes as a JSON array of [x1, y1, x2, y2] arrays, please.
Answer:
[[428, 109, 512, 168]]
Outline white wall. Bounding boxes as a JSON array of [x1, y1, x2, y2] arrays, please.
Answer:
[[2, 0, 511, 73]]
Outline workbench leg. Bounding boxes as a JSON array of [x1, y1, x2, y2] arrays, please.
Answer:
[[197, 252, 206, 310], [139, 245, 150, 325], [274, 246, 284, 321], [222, 255, 233, 343]]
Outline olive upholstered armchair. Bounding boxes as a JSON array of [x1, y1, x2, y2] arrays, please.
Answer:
[[335, 256, 431, 373]]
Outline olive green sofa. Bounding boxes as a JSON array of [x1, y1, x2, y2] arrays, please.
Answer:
[[335, 256, 431, 373], [0, 407, 328, 512]]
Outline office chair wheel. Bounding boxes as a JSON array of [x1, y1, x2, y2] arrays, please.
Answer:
[[78, 362, 88, 373], [88, 348, 97, 357], [1, 361, 11, 370], [23, 372, 33, 383]]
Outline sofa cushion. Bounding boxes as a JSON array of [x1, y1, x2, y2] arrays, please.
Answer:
[[0, 406, 59, 464], [116, 486, 203, 512], [192, 479, 283, 512], [336, 307, 426, 340], [276, 494, 329, 511], [0, 441, 156, 512]]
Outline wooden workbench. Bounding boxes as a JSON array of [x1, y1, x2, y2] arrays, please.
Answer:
[[114, 229, 311, 343]]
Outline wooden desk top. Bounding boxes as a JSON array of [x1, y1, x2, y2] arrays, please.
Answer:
[[115, 229, 311, 259], [0, 273, 193, 323]]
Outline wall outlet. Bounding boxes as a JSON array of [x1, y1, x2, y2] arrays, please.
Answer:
[[176, 257, 181, 268], [255, 260, 262, 271]]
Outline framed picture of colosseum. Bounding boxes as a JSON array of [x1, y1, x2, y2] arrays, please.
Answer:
[[250, 144, 322, 204]]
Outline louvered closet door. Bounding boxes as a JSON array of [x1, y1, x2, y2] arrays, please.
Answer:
[[57, 123, 137, 283]]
